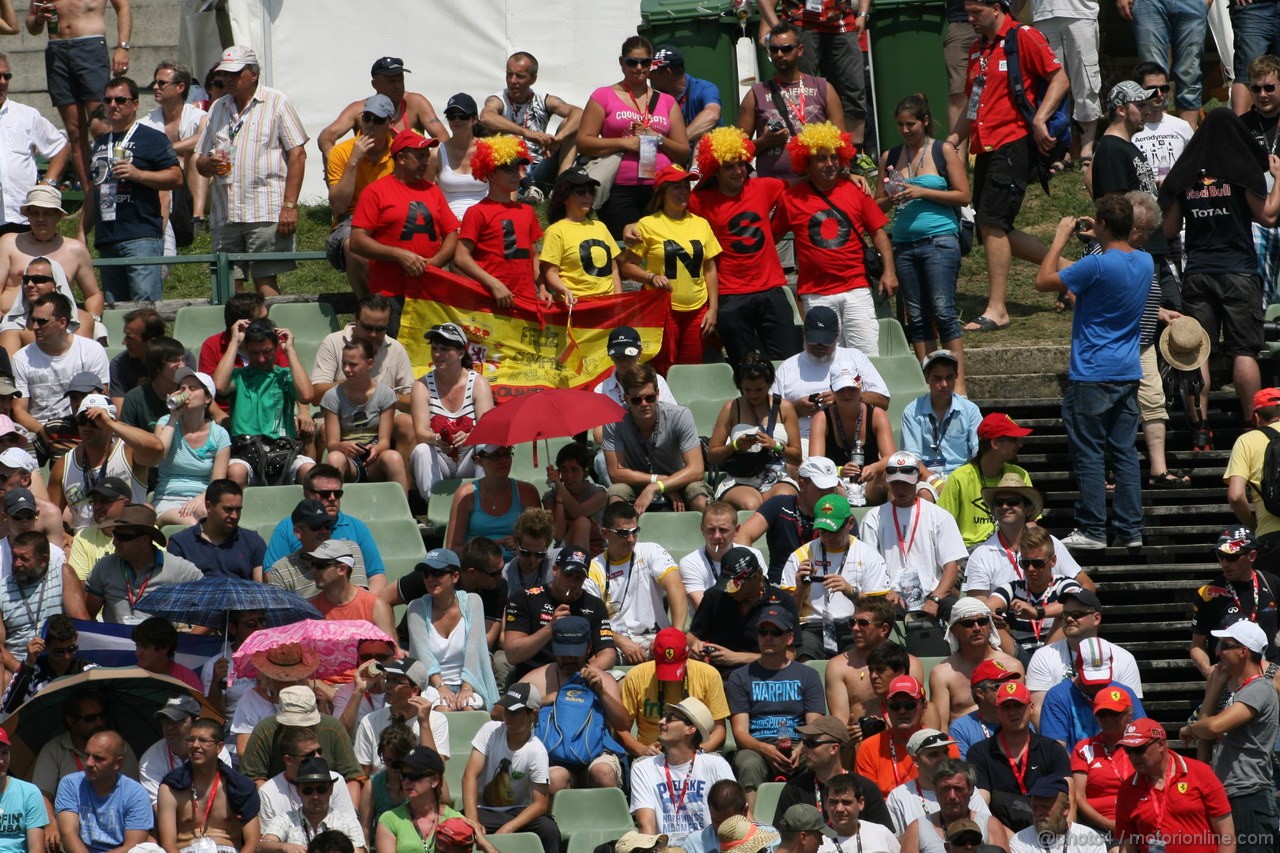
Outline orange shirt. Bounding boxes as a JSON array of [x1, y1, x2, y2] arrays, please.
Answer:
[[309, 587, 380, 685], [855, 728, 962, 797]]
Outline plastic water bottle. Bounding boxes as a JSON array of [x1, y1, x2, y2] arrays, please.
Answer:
[[885, 166, 907, 198], [846, 443, 867, 506]]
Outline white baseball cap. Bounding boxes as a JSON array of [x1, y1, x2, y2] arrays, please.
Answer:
[[1212, 620, 1269, 654], [797, 457, 840, 489]]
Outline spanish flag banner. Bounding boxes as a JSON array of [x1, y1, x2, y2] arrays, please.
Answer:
[[401, 268, 670, 401]]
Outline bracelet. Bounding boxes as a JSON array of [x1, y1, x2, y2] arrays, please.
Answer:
[[657, 479, 666, 494], [774, 440, 783, 453], [282, 201, 298, 210], [928, 475, 944, 488], [926, 594, 943, 605], [649, 272, 657, 285]]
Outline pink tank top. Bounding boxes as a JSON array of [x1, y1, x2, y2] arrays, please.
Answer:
[[590, 85, 676, 186]]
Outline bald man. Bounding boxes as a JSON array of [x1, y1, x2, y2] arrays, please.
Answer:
[[54, 731, 152, 853]]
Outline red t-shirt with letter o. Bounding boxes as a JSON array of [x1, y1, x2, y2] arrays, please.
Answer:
[[773, 179, 887, 296]]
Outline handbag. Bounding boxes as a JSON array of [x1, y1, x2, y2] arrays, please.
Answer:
[[809, 181, 885, 281]]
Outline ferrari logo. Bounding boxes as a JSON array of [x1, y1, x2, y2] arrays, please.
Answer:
[[993, 662, 1008, 672], [1004, 683, 1018, 695], [1110, 690, 1122, 701], [664, 647, 675, 661], [1177, 783, 1188, 794]]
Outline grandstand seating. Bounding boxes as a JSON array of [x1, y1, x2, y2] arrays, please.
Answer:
[[341, 481, 413, 521], [549, 787, 636, 836], [243, 485, 302, 529], [99, 308, 129, 346], [443, 710, 490, 806], [173, 304, 226, 349], [637, 512, 705, 560], [565, 829, 625, 853], [753, 781, 785, 825], [487, 834, 544, 853], [426, 478, 465, 540], [367, 517, 428, 585], [668, 363, 736, 402], [877, 318, 911, 358], [268, 301, 341, 338]]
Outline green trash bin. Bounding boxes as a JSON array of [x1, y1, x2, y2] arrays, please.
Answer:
[[868, 0, 950, 151], [640, 0, 756, 124]]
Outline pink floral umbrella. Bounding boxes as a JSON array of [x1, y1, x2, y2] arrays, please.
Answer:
[[232, 619, 396, 680]]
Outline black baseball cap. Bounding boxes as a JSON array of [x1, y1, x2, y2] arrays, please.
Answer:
[[371, 56, 410, 76], [755, 605, 796, 631], [651, 45, 684, 70], [291, 499, 333, 527], [445, 93, 478, 117], [556, 167, 601, 190], [556, 546, 590, 575], [1059, 588, 1102, 611], [803, 306, 840, 346], [552, 616, 591, 656], [88, 476, 131, 500], [608, 327, 642, 358]]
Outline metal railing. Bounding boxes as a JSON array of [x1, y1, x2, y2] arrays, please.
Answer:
[[91, 251, 328, 304]]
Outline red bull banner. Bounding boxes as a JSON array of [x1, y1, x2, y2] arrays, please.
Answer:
[[400, 268, 670, 401]]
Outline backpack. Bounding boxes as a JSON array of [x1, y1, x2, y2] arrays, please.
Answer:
[[1003, 26, 1072, 188], [885, 139, 975, 256], [535, 673, 624, 768], [229, 435, 303, 486], [1259, 425, 1280, 516]]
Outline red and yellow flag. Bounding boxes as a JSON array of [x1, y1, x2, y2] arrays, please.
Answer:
[[401, 268, 669, 402]]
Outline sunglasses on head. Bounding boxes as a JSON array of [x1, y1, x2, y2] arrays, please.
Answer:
[[1253, 83, 1278, 93], [622, 57, 653, 68], [888, 700, 919, 712], [885, 465, 916, 476], [21, 275, 53, 285], [607, 526, 640, 538], [628, 394, 658, 405], [1018, 557, 1048, 569], [768, 43, 798, 53], [103, 96, 134, 105], [362, 112, 389, 124]]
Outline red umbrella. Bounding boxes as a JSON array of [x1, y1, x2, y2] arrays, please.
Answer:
[[466, 388, 625, 465]]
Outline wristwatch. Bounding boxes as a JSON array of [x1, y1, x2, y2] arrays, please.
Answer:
[[926, 594, 943, 605], [1034, 605, 1046, 619], [282, 201, 298, 209], [116, 42, 131, 50]]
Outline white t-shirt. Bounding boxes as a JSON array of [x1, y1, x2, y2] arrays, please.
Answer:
[[629, 751, 735, 846], [771, 347, 889, 438], [1009, 824, 1106, 853], [859, 500, 967, 611], [963, 531, 1084, 593], [885, 782, 991, 835], [332, 682, 387, 731], [0, 99, 68, 226], [230, 688, 275, 735], [678, 545, 766, 596], [586, 542, 680, 640], [138, 737, 232, 805], [354, 700, 450, 773], [471, 720, 550, 813], [1132, 114, 1194, 181], [258, 768, 359, 829], [596, 370, 676, 408], [781, 539, 891, 623], [1025, 638, 1145, 697], [818, 822, 901, 853], [13, 337, 111, 422]]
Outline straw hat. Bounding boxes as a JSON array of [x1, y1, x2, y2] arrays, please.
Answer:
[[980, 473, 1044, 519], [718, 817, 781, 853], [251, 642, 320, 682], [1159, 316, 1210, 371]]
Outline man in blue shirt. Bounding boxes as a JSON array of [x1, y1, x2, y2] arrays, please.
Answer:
[[1035, 194, 1152, 551], [166, 478, 266, 581], [949, 659, 1020, 757], [263, 464, 386, 592], [54, 730, 152, 853], [650, 46, 722, 149], [1037, 637, 1146, 749], [900, 350, 982, 485]]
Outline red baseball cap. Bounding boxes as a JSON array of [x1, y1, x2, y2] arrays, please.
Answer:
[[994, 681, 1031, 706], [888, 675, 925, 700], [652, 627, 688, 681], [1117, 718, 1166, 747], [390, 130, 439, 154], [1255, 388, 1280, 411], [970, 660, 1019, 687], [0, 728, 9, 746], [977, 413, 1033, 441], [438, 818, 475, 845], [1092, 687, 1133, 714], [653, 165, 699, 190]]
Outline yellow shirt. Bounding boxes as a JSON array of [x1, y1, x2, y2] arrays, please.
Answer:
[[634, 211, 722, 312], [620, 659, 732, 746], [1225, 428, 1280, 537], [539, 218, 617, 298], [326, 137, 395, 220], [69, 526, 113, 582]]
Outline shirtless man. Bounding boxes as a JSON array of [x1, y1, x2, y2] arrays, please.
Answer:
[[826, 596, 924, 745], [25, 0, 132, 202], [140, 60, 209, 249], [925, 597, 1023, 731], [317, 57, 447, 167], [157, 718, 262, 853], [479, 52, 582, 191], [0, 187, 102, 330]]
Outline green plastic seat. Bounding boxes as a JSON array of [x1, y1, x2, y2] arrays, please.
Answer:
[[877, 318, 912, 358], [805, 658, 828, 687], [242, 485, 303, 529], [293, 336, 323, 377], [268, 301, 341, 337], [426, 478, 465, 541], [366, 517, 427, 586], [685, 396, 730, 437], [550, 787, 636, 836], [487, 834, 544, 853], [637, 512, 705, 561], [565, 829, 627, 853], [509, 437, 579, 485], [667, 363, 736, 402], [341, 482, 413, 522], [781, 287, 804, 326], [753, 780, 786, 824], [440, 709, 490, 806], [173, 304, 227, 350], [99, 308, 130, 346], [870, 355, 927, 442]]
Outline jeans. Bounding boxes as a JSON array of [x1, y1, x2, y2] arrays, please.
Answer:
[[717, 288, 804, 365], [1062, 380, 1143, 541], [1227, 787, 1276, 853], [99, 236, 163, 302], [801, 288, 879, 355], [1231, 0, 1280, 80], [1133, 0, 1209, 111], [894, 232, 963, 344]]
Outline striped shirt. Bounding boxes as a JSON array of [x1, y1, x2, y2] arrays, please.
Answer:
[[197, 84, 308, 226]]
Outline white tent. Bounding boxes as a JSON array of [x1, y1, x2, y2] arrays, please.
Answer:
[[179, 0, 646, 202]]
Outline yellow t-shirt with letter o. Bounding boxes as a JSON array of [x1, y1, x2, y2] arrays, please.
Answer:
[[539, 218, 617, 298]]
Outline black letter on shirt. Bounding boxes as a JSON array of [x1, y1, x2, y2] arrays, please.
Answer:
[[399, 201, 439, 241], [808, 209, 850, 250], [578, 239, 612, 277], [728, 212, 765, 255], [663, 240, 703, 279], [502, 219, 531, 260]]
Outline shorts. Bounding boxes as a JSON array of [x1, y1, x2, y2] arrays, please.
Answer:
[[228, 453, 316, 486], [45, 36, 109, 107], [1138, 344, 1166, 423], [972, 140, 1032, 234], [1181, 271, 1264, 358], [606, 479, 714, 506], [714, 468, 798, 499], [1034, 17, 1102, 122], [213, 221, 298, 281], [558, 753, 624, 787], [944, 23, 977, 96], [326, 216, 351, 271]]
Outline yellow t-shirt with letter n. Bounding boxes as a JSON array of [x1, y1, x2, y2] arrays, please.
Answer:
[[634, 211, 722, 312], [539, 218, 617, 298], [620, 659, 731, 746]]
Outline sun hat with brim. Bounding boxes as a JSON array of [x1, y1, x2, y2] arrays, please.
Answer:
[[615, 832, 669, 853], [796, 457, 840, 490], [1159, 316, 1211, 371], [1255, 387, 1280, 411], [275, 685, 322, 726], [21, 185, 66, 215], [99, 503, 166, 545], [718, 817, 781, 853], [888, 675, 925, 700], [295, 756, 332, 786], [976, 413, 1032, 441], [215, 45, 258, 73], [721, 546, 762, 594], [251, 643, 321, 683], [980, 472, 1043, 519], [665, 697, 714, 741]]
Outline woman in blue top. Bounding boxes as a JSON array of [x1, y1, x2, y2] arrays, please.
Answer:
[[876, 94, 972, 394], [152, 367, 230, 527], [445, 445, 541, 560]]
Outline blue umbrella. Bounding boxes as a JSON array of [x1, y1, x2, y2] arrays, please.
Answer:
[[134, 577, 323, 629]]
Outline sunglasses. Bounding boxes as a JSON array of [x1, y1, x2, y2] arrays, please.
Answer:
[[628, 394, 658, 405], [359, 322, 389, 334], [852, 618, 878, 628], [0, 73, 12, 82], [1122, 743, 1154, 755], [955, 617, 987, 629], [1253, 83, 1278, 93], [607, 526, 640, 538], [310, 489, 344, 499], [210, 80, 226, 89], [519, 548, 547, 558], [570, 186, 596, 197], [78, 711, 107, 723], [444, 112, 473, 122], [479, 448, 513, 459], [21, 275, 53, 285], [186, 736, 220, 745], [1149, 84, 1172, 93], [1018, 558, 1048, 570], [622, 57, 653, 68], [990, 496, 1024, 508], [150, 79, 176, 88], [384, 759, 404, 771], [1218, 551, 1251, 561], [802, 738, 838, 748], [305, 523, 334, 532], [103, 96, 135, 106], [424, 568, 455, 578], [1218, 640, 1245, 651], [402, 771, 434, 782], [29, 316, 54, 327], [109, 528, 147, 543], [361, 112, 389, 124], [768, 43, 799, 53], [888, 701, 919, 712], [885, 465, 916, 476], [288, 749, 323, 759], [300, 784, 332, 795], [1062, 610, 1095, 621], [757, 627, 787, 637]]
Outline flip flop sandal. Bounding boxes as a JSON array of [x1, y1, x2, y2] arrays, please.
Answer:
[[1148, 471, 1191, 489], [965, 315, 1010, 333]]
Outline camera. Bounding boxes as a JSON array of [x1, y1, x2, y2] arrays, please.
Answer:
[[858, 716, 887, 737], [767, 119, 786, 134], [1264, 321, 1280, 342], [1073, 218, 1089, 234]]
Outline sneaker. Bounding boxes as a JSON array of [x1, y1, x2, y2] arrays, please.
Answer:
[[1117, 536, 1143, 549], [1061, 530, 1107, 551], [521, 185, 545, 205]]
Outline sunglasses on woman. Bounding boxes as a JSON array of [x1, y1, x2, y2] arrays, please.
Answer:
[[622, 57, 653, 68]]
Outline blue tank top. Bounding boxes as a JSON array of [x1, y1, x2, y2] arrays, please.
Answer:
[[892, 174, 959, 243], [468, 479, 523, 558]]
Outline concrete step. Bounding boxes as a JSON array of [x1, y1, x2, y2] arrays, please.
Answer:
[[966, 373, 1064, 401], [965, 345, 1071, 377]]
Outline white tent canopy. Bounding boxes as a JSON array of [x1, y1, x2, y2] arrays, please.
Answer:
[[180, 0, 646, 202]]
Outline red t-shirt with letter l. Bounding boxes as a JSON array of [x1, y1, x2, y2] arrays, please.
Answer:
[[351, 175, 460, 298], [690, 177, 788, 296], [773, 179, 887, 296], [459, 198, 544, 302]]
